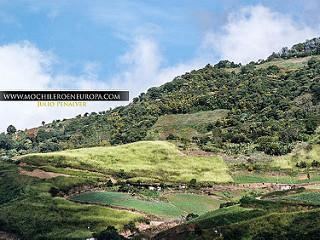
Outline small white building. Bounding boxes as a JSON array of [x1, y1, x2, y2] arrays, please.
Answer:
[[279, 185, 291, 191]]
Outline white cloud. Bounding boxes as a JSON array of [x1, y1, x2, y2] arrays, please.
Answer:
[[0, 42, 52, 90], [0, 38, 204, 132], [0, 42, 111, 132], [109, 37, 205, 98], [205, 5, 319, 63], [2, 5, 318, 132]]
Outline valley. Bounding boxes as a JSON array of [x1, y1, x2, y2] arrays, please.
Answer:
[[1, 38, 320, 239], [2, 139, 320, 239]]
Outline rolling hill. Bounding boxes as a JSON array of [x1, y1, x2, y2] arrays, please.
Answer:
[[1, 38, 320, 239], [19, 141, 232, 183], [1, 37, 320, 159]]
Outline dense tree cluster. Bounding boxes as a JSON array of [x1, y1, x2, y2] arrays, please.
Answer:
[[268, 37, 320, 60]]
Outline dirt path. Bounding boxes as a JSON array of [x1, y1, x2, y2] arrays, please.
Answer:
[[19, 168, 70, 179]]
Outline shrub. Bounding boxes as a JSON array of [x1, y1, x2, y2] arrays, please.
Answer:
[[93, 226, 126, 240], [296, 161, 307, 168], [311, 160, 320, 168], [123, 221, 137, 234], [189, 178, 197, 188], [106, 179, 113, 187], [186, 213, 199, 221]]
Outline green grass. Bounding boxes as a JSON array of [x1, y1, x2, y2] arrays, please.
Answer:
[[0, 162, 141, 240], [71, 191, 222, 218], [146, 110, 229, 140], [19, 141, 233, 183], [273, 144, 320, 169], [72, 191, 183, 218], [233, 172, 320, 184], [158, 199, 320, 239], [257, 56, 320, 71], [166, 193, 222, 215], [233, 173, 296, 184], [0, 196, 141, 239], [283, 192, 320, 204], [191, 205, 247, 222]]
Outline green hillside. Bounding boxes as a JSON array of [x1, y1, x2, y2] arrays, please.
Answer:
[[146, 109, 229, 140], [155, 190, 320, 240], [1, 38, 320, 239], [0, 161, 141, 240], [274, 144, 320, 169], [19, 141, 232, 183], [1, 38, 320, 159]]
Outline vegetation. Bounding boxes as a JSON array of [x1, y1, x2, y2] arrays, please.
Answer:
[[0, 162, 141, 239], [146, 109, 229, 141], [283, 192, 320, 204], [165, 193, 222, 215], [274, 144, 320, 169], [155, 191, 320, 240], [1, 39, 320, 158], [268, 37, 320, 60], [2, 38, 320, 239], [71, 191, 221, 218], [19, 141, 232, 183]]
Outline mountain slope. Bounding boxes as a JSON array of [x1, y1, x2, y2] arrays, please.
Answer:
[[0, 38, 319, 158], [19, 141, 232, 183], [4, 54, 319, 158]]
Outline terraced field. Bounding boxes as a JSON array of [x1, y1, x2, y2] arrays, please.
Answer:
[[71, 192, 222, 218], [0, 162, 142, 239]]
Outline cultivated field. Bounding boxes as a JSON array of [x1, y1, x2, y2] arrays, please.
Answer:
[[71, 191, 222, 218], [0, 162, 142, 239]]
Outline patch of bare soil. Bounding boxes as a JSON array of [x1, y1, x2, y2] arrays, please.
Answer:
[[0, 231, 19, 240], [19, 168, 70, 179], [133, 220, 181, 239], [298, 174, 308, 180], [182, 150, 214, 156], [202, 182, 297, 193], [18, 162, 27, 167]]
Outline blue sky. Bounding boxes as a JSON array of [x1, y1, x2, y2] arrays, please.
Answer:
[[0, 0, 319, 130], [0, 0, 319, 77]]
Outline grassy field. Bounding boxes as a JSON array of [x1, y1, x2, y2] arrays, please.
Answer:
[[233, 172, 320, 184], [71, 191, 222, 218], [146, 110, 229, 140], [272, 144, 320, 169], [156, 196, 320, 240], [72, 191, 183, 218], [190, 205, 250, 223], [166, 193, 222, 215], [257, 56, 320, 71], [19, 141, 233, 183], [283, 192, 320, 204], [224, 56, 320, 74]]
